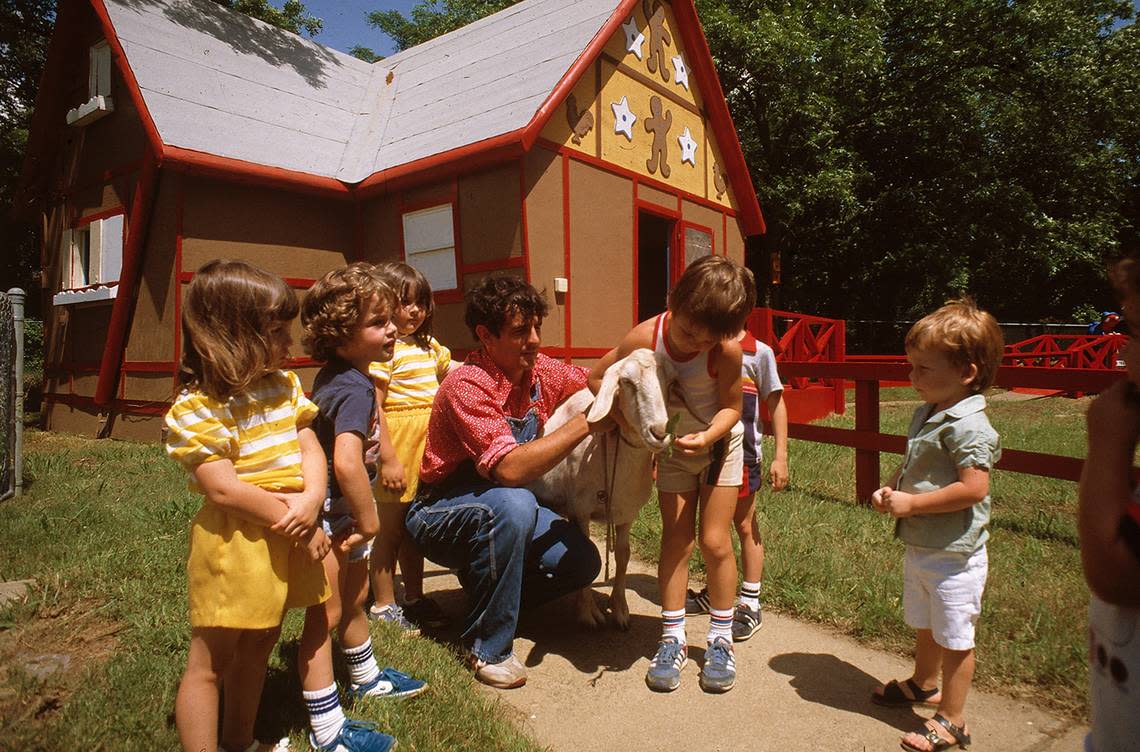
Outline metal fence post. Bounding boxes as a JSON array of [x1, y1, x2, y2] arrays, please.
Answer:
[[8, 288, 23, 497]]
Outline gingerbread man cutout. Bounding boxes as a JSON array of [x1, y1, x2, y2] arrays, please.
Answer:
[[644, 95, 672, 178], [642, 0, 672, 83]]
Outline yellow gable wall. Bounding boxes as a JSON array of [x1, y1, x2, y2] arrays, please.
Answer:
[[540, 0, 737, 211]]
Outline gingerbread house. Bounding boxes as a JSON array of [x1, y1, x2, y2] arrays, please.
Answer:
[[20, 0, 765, 439]]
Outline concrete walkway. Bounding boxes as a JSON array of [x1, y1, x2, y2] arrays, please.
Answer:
[[420, 546, 1087, 752]]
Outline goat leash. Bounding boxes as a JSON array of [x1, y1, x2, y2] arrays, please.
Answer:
[[598, 430, 621, 583]]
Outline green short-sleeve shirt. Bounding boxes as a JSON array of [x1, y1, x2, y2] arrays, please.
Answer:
[[896, 394, 1001, 552]]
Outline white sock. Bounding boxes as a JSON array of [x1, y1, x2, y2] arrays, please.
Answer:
[[303, 683, 345, 748], [738, 580, 761, 611], [708, 606, 734, 643], [661, 608, 686, 643], [343, 639, 382, 689]]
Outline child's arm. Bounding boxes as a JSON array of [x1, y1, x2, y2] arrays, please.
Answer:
[[332, 431, 381, 552], [674, 339, 743, 454], [1079, 380, 1140, 606], [877, 466, 990, 517], [271, 427, 326, 540], [870, 464, 904, 509], [192, 460, 289, 528], [766, 390, 789, 490], [588, 320, 656, 394], [374, 381, 406, 493]]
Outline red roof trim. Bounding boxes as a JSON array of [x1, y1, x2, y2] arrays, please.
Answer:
[[164, 145, 353, 200]]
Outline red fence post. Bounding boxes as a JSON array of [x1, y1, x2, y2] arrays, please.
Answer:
[[854, 378, 880, 503]]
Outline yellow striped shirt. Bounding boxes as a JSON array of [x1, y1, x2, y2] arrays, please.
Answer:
[[369, 337, 451, 412], [164, 370, 319, 493]]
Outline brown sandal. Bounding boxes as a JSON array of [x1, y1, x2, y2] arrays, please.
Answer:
[[900, 714, 971, 751], [872, 677, 940, 707]]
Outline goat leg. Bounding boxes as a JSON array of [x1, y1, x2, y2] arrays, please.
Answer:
[[574, 516, 607, 628], [608, 523, 632, 630]]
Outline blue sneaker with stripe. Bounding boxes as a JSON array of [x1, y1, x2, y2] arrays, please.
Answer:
[[309, 719, 396, 752], [645, 637, 687, 692], [699, 636, 736, 693], [349, 668, 427, 701]]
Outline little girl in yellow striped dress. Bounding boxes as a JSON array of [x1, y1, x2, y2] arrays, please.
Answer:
[[165, 260, 396, 752], [367, 262, 452, 630]]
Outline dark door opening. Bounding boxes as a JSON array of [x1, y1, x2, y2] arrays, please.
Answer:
[[637, 211, 675, 322]]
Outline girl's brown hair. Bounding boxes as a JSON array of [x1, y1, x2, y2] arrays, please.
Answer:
[[905, 297, 1005, 392], [375, 261, 435, 348], [178, 259, 299, 401]]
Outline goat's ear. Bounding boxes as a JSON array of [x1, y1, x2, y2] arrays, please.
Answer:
[[587, 364, 620, 423]]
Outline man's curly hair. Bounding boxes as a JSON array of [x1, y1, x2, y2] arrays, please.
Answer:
[[464, 273, 549, 338], [301, 263, 396, 362]]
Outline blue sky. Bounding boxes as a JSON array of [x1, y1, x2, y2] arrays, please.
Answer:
[[303, 0, 418, 57]]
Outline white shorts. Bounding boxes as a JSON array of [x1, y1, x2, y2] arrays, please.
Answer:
[[903, 545, 987, 651], [656, 422, 744, 494]]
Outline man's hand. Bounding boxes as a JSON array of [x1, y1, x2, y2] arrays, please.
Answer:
[[769, 457, 789, 491]]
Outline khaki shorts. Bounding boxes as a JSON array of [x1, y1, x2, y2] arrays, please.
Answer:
[[657, 422, 744, 493]]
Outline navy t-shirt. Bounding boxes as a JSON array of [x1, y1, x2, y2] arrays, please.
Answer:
[[310, 359, 380, 500]]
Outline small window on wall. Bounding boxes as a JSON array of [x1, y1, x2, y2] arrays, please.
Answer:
[[402, 204, 457, 292], [55, 213, 125, 305], [683, 226, 713, 269]]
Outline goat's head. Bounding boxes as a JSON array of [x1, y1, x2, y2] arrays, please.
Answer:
[[586, 348, 676, 454]]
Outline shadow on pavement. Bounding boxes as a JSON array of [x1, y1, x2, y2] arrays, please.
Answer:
[[768, 651, 926, 733]]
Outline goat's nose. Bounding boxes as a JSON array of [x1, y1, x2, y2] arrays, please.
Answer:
[[648, 424, 668, 441]]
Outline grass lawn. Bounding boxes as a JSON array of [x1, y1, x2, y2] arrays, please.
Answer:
[[631, 390, 1094, 718], [0, 431, 542, 751]]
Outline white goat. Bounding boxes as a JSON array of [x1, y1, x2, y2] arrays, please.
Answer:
[[528, 348, 676, 629]]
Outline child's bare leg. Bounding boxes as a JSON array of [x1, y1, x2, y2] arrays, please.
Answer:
[[369, 503, 406, 609], [219, 626, 281, 752], [657, 490, 699, 611], [175, 627, 240, 752], [397, 538, 426, 602], [913, 628, 943, 690], [733, 493, 764, 584], [299, 554, 342, 692], [936, 647, 974, 725], [338, 557, 372, 648], [698, 485, 739, 612]]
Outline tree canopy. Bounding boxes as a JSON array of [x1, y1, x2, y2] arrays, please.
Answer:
[[364, 0, 1139, 322]]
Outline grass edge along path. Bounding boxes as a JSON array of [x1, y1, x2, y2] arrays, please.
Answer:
[[0, 431, 545, 751]]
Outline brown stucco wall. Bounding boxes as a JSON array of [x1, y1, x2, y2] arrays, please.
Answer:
[[568, 160, 634, 350], [524, 149, 567, 348], [123, 172, 179, 364], [458, 165, 522, 266]]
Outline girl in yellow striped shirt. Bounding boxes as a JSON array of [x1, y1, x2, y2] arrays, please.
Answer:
[[165, 260, 332, 752], [368, 262, 452, 629]]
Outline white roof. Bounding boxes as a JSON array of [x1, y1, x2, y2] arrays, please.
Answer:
[[104, 0, 621, 182]]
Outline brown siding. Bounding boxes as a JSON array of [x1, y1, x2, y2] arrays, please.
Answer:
[[110, 414, 164, 442], [180, 177, 352, 278], [458, 165, 522, 266], [568, 160, 634, 349], [124, 172, 179, 364], [122, 373, 175, 403], [45, 402, 104, 436], [61, 306, 112, 365], [360, 194, 402, 264], [725, 216, 745, 265], [433, 301, 476, 353], [637, 184, 677, 213], [524, 149, 566, 347]]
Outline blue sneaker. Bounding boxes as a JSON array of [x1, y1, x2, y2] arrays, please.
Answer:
[[644, 637, 687, 692], [309, 719, 396, 752], [684, 587, 711, 615], [349, 668, 427, 700], [367, 604, 419, 635], [699, 636, 736, 693]]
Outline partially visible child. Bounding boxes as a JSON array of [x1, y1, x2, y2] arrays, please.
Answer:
[[299, 263, 427, 751], [686, 326, 789, 641], [165, 260, 332, 752], [1079, 255, 1140, 752], [367, 261, 452, 631], [870, 298, 1003, 752], [590, 255, 755, 694]]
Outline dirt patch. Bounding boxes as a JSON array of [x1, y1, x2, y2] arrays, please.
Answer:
[[0, 596, 126, 732]]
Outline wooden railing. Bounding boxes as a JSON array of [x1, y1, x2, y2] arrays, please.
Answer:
[[774, 361, 1128, 502], [1002, 334, 1125, 370]]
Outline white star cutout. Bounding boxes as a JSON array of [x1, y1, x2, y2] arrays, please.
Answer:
[[611, 96, 637, 141], [622, 16, 645, 60], [678, 127, 698, 165], [672, 55, 690, 90]]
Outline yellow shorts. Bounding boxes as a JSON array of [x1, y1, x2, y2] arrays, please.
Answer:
[[375, 406, 432, 505], [656, 422, 744, 494]]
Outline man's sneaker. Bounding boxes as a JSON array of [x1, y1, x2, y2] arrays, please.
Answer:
[[466, 652, 527, 689], [402, 597, 449, 630], [644, 637, 688, 692], [684, 587, 711, 615], [309, 719, 396, 752], [349, 668, 428, 700], [367, 604, 419, 635], [731, 602, 763, 642], [699, 636, 736, 693]]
